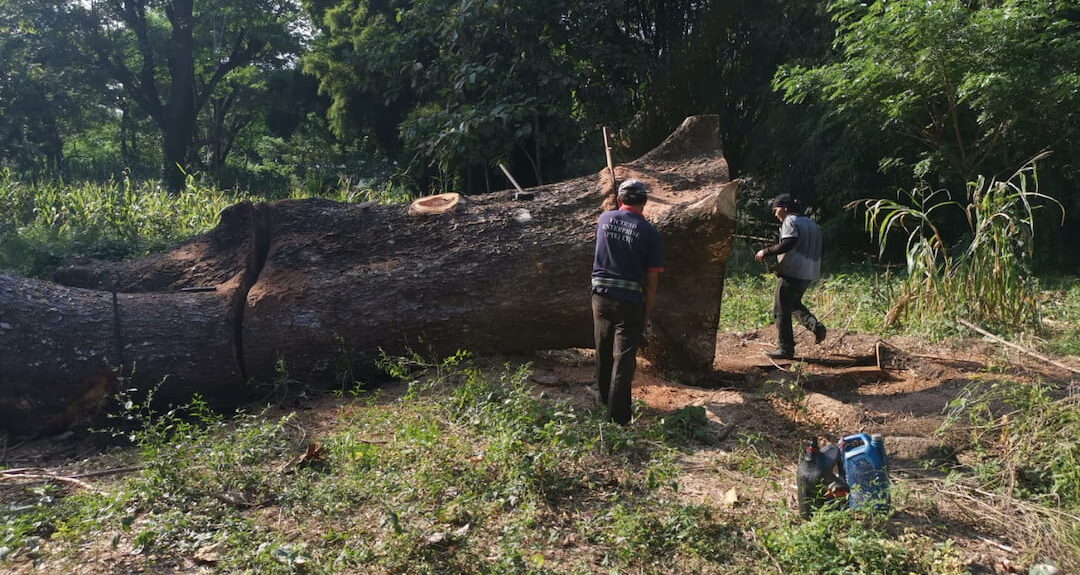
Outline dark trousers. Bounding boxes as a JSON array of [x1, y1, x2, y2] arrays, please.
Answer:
[[773, 275, 821, 353], [592, 293, 644, 425]]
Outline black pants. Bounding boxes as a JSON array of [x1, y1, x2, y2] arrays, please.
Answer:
[[774, 275, 822, 354], [592, 293, 644, 425]]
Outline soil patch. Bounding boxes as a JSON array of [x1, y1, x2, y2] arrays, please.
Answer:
[[3, 325, 1075, 574]]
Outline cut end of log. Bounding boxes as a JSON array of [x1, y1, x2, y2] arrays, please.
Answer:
[[408, 193, 462, 215]]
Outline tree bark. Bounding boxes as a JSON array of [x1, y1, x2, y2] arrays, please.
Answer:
[[162, 0, 196, 192], [4, 115, 736, 435]]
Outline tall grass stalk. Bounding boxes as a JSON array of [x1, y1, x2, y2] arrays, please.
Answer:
[[850, 156, 1064, 334]]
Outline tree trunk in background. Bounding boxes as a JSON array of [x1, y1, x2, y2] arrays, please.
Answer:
[[3, 115, 736, 435], [162, 0, 196, 192]]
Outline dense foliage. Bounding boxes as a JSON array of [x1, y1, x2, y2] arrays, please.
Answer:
[[774, 0, 1079, 266], [0, 0, 1075, 264]]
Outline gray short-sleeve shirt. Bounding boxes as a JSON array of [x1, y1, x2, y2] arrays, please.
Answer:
[[775, 213, 822, 280]]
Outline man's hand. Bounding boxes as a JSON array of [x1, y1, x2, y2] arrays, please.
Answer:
[[754, 249, 766, 262]]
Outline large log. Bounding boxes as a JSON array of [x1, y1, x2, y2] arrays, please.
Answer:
[[1, 115, 736, 434]]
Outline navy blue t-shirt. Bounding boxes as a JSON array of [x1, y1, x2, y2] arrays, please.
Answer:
[[591, 206, 663, 302]]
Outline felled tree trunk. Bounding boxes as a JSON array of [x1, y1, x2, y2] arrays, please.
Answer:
[[1, 115, 736, 435]]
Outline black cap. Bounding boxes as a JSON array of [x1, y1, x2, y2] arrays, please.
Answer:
[[617, 179, 650, 203], [771, 193, 799, 210]]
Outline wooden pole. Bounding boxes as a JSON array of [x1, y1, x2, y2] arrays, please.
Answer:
[[602, 127, 616, 186], [497, 163, 531, 200]]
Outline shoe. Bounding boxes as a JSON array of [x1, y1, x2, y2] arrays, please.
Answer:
[[764, 348, 794, 360], [814, 324, 827, 344]]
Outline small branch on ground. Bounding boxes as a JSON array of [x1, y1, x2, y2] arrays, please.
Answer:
[[958, 318, 1080, 377], [1, 469, 106, 494]]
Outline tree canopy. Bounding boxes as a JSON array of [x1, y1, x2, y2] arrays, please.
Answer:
[[0, 0, 1075, 264]]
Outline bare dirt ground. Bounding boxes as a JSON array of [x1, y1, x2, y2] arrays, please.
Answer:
[[3, 325, 1076, 574], [525, 325, 1078, 574]]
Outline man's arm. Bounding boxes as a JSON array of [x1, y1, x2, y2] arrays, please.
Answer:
[[643, 270, 660, 327], [755, 236, 797, 261]]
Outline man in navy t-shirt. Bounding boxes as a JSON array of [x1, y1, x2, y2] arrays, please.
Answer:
[[591, 179, 663, 424]]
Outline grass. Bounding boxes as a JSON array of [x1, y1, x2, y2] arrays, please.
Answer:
[[847, 159, 1063, 337], [720, 248, 1080, 355], [0, 172, 243, 277], [0, 171, 410, 278], [938, 380, 1080, 563], [0, 353, 973, 574], [1039, 277, 1080, 357], [719, 266, 900, 337]]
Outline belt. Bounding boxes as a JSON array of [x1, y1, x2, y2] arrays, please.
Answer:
[[591, 277, 643, 292]]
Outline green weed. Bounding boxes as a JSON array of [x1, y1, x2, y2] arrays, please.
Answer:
[[849, 158, 1064, 336], [717, 272, 774, 331], [586, 502, 735, 568], [763, 366, 809, 422], [940, 379, 1080, 568], [727, 432, 777, 479], [0, 485, 66, 563], [943, 380, 1079, 507], [762, 511, 968, 575], [719, 267, 1079, 351], [0, 351, 974, 574], [719, 270, 898, 336], [0, 171, 413, 278], [0, 172, 248, 277], [1039, 277, 1080, 357], [658, 405, 712, 444]]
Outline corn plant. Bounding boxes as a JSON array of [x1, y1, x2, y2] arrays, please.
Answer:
[[849, 156, 1064, 335]]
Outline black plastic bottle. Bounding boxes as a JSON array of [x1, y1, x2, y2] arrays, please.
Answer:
[[797, 438, 845, 519]]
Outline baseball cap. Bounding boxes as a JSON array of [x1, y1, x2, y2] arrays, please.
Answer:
[[617, 179, 649, 202], [771, 193, 798, 209]]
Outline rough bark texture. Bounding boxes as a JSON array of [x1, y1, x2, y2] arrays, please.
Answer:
[[1, 115, 736, 435]]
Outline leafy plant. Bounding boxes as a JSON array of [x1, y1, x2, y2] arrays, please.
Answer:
[[850, 157, 1063, 335], [940, 379, 1080, 567], [763, 511, 967, 575], [763, 367, 809, 422], [659, 405, 711, 444]]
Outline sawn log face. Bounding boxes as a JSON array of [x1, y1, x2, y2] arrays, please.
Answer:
[[3, 115, 735, 434]]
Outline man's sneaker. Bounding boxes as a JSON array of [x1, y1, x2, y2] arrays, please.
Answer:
[[814, 324, 827, 344], [764, 348, 794, 360]]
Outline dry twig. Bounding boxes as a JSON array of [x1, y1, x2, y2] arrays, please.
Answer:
[[1, 470, 105, 494], [959, 318, 1080, 377], [749, 526, 784, 574]]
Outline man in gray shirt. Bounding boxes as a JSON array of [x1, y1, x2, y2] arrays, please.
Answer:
[[754, 194, 826, 359]]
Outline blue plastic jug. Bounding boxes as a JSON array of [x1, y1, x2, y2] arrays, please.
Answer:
[[841, 433, 890, 513]]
